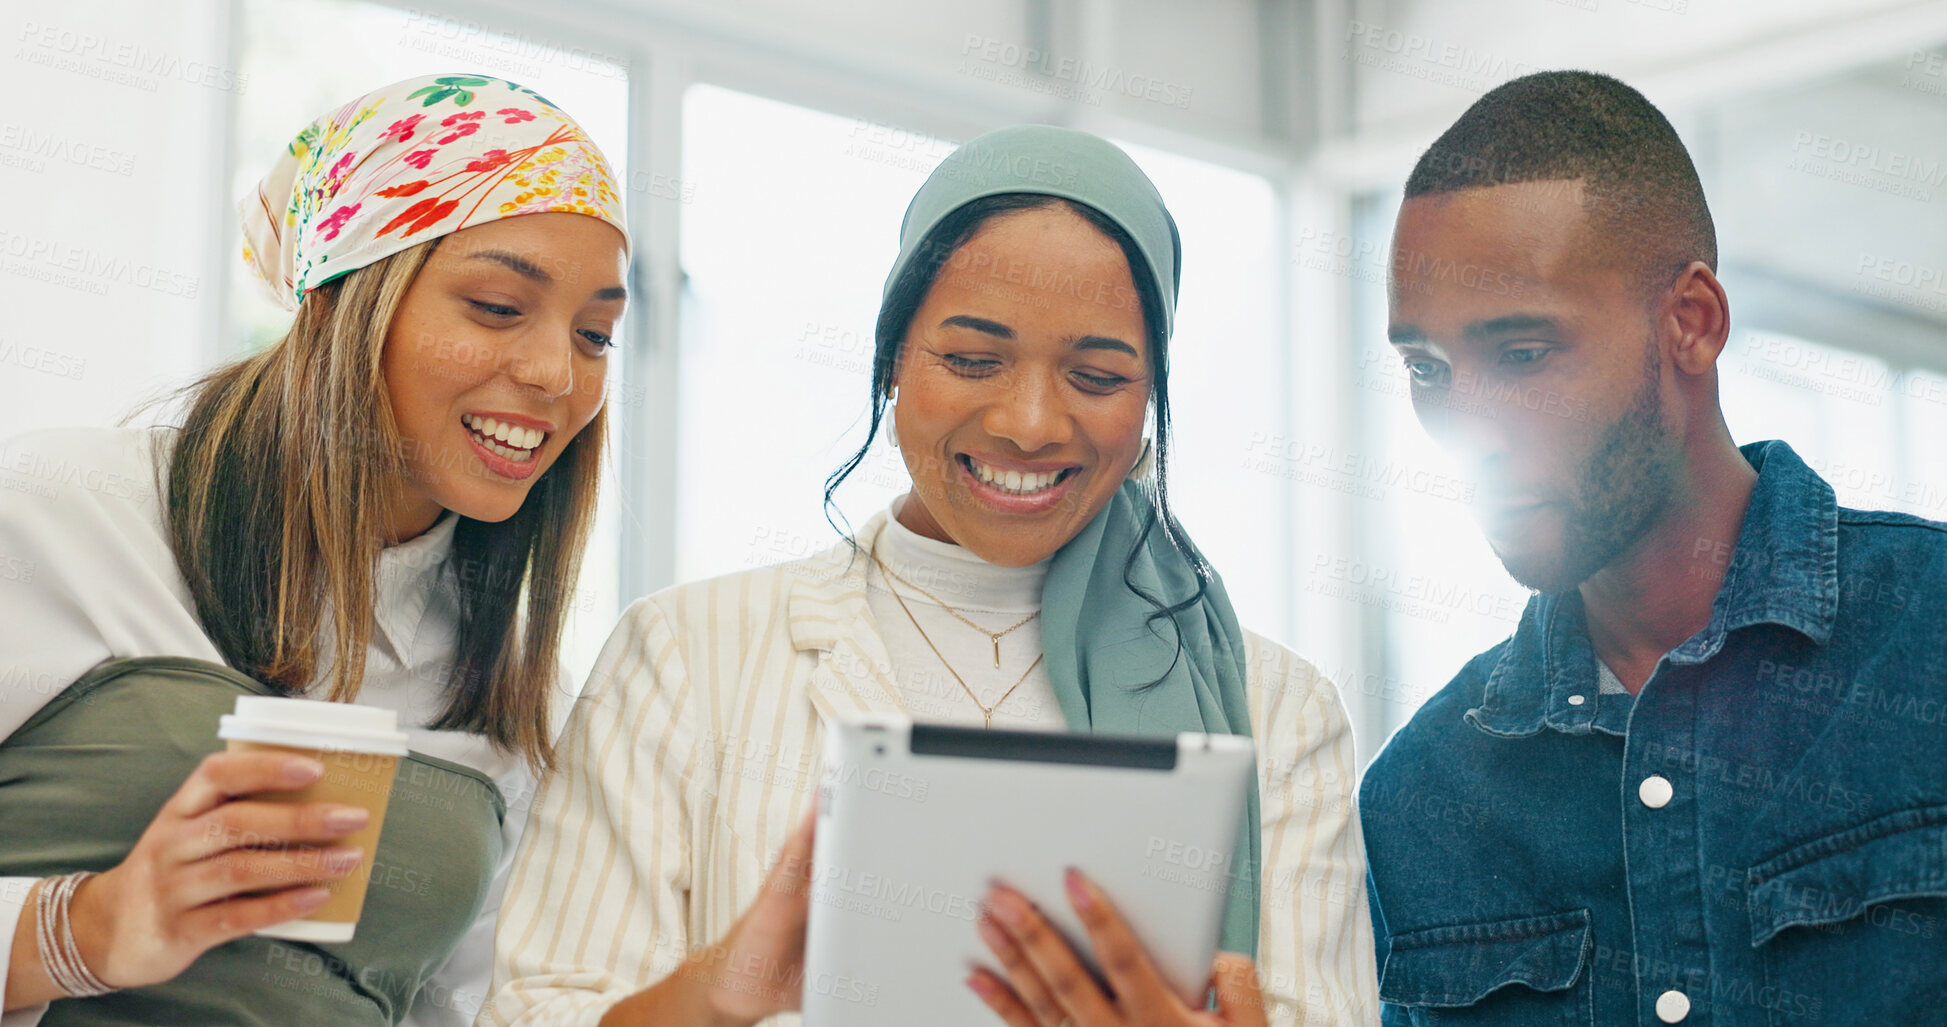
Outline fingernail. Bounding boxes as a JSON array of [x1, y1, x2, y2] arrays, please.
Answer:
[[989, 890, 1026, 929], [976, 914, 1009, 949], [966, 973, 997, 1000], [324, 806, 370, 831], [284, 758, 325, 784], [324, 846, 364, 871], [294, 886, 331, 909], [1065, 867, 1093, 912]]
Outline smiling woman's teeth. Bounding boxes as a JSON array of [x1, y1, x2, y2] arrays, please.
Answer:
[[968, 457, 1065, 495], [463, 414, 546, 463]]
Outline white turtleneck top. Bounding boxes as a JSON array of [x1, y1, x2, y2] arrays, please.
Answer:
[[864, 497, 1068, 731]]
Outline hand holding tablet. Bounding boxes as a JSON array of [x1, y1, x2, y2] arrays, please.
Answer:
[[596, 808, 819, 1026], [970, 871, 1271, 1027], [595, 714, 1267, 1027], [802, 714, 1263, 1026]]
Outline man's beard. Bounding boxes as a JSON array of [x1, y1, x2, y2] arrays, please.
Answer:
[[1496, 345, 1678, 594]]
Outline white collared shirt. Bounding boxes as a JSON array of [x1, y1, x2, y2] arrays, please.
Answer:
[[0, 425, 560, 1027]]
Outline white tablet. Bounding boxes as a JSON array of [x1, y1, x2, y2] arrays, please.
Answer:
[[802, 713, 1255, 1025]]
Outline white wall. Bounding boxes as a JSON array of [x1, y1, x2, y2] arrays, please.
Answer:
[[0, 0, 232, 436]]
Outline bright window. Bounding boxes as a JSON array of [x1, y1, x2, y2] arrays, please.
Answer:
[[1718, 331, 1947, 520]]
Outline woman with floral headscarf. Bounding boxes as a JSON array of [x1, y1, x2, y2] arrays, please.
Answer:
[[0, 73, 628, 1026]]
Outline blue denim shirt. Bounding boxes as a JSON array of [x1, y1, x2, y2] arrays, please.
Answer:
[[1359, 441, 1947, 1026]]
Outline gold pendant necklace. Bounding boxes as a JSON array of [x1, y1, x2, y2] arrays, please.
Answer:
[[871, 546, 1043, 727], [873, 552, 1040, 668]]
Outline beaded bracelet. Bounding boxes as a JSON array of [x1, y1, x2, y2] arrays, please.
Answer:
[[33, 873, 114, 999]]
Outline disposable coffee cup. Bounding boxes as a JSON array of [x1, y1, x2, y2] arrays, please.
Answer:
[[217, 696, 410, 943]]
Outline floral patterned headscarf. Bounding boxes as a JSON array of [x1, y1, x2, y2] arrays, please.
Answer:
[[241, 73, 628, 310]]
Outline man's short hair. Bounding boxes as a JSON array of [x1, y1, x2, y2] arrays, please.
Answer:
[[1405, 70, 1716, 292]]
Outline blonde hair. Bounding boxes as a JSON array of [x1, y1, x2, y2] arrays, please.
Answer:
[[165, 240, 602, 770]]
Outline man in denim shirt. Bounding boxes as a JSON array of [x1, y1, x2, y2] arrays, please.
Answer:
[[1363, 71, 1947, 1025]]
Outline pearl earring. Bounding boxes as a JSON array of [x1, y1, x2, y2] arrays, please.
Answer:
[[884, 389, 899, 447]]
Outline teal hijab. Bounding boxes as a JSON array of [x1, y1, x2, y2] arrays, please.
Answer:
[[886, 125, 1260, 959]]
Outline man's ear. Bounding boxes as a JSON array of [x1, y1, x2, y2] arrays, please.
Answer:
[[1665, 261, 1730, 377]]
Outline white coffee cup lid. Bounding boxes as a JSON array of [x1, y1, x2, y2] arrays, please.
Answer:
[[219, 696, 410, 756]]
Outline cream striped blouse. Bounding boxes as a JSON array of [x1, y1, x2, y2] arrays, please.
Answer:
[[482, 512, 1378, 1026]]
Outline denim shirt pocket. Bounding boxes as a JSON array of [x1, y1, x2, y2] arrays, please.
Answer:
[[1379, 909, 1593, 1026], [1745, 804, 1947, 1025]]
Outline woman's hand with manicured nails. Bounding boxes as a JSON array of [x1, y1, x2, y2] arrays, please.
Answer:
[[970, 870, 1270, 1027], [599, 805, 819, 1027], [6, 752, 368, 1009]]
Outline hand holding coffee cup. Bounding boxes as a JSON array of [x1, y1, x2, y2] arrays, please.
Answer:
[[216, 697, 410, 943], [56, 748, 375, 992]]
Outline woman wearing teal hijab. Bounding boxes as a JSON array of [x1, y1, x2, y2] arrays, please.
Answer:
[[484, 127, 1376, 1026]]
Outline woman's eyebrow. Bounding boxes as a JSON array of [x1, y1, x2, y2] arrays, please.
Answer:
[[466, 248, 625, 301], [467, 248, 552, 283], [1073, 335, 1137, 358], [940, 314, 1014, 338]]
